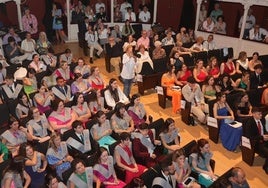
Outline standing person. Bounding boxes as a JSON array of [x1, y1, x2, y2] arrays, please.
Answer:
[[243, 107, 268, 174], [21, 6, 38, 35], [18, 142, 47, 188], [229, 167, 250, 188], [238, 8, 256, 39], [213, 92, 242, 151], [114, 132, 147, 184], [93, 147, 126, 187], [1, 155, 31, 188], [85, 25, 103, 64], [209, 3, 223, 22], [190, 139, 217, 187], [121, 45, 136, 98], [52, 3, 67, 44]]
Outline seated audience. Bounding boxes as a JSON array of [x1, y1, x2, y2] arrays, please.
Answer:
[[220, 55, 236, 76], [229, 167, 250, 188], [18, 142, 47, 188], [110, 25, 123, 43], [74, 57, 91, 78], [41, 52, 57, 68], [161, 64, 182, 114], [202, 76, 220, 102], [93, 147, 126, 187], [248, 52, 262, 72], [243, 107, 268, 174], [189, 28, 197, 44], [1, 155, 31, 188], [234, 71, 250, 92], [176, 27, 190, 44], [114, 5, 123, 22], [202, 17, 215, 32], [236, 51, 249, 74], [139, 5, 151, 23], [114, 132, 147, 184], [46, 132, 73, 180], [95, 7, 107, 22], [68, 159, 100, 188], [161, 31, 175, 46], [106, 36, 122, 76], [34, 83, 54, 113], [193, 59, 208, 84], [59, 48, 75, 65], [52, 76, 72, 103], [71, 73, 91, 95], [203, 34, 217, 51], [23, 68, 37, 96], [182, 77, 209, 124], [206, 56, 220, 79], [2, 27, 22, 45], [213, 15, 226, 34], [250, 64, 265, 90], [29, 54, 47, 73], [97, 22, 110, 46], [84, 5, 95, 22], [170, 53, 184, 72], [89, 89, 108, 115], [209, 3, 223, 22], [104, 78, 129, 109], [137, 30, 150, 50], [235, 92, 252, 122], [190, 138, 217, 187], [159, 118, 180, 153], [88, 66, 106, 90], [120, 0, 132, 20], [136, 44, 154, 75], [169, 41, 191, 57], [124, 7, 136, 22], [95, 0, 105, 13], [48, 99, 77, 134], [90, 110, 116, 150], [15, 93, 33, 124], [152, 41, 166, 60], [176, 63, 192, 86], [64, 121, 99, 164], [21, 32, 37, 60], [122, 20, 135, 38], [45, 172, 67, 188], [36, 31, 53, 55], [216, 73, 235, 95], [213, 92, 242, 151], [249, 24, 268, 42], [71, 5, 85, 24], [5, 36, 28, 64], [1, 116, 32, 157], [190, 36, 204, 52], [122, 34, 137, 52], [132, 123, 164, 168], [71, 93, 92, 123], [54, 61, 73, 82]]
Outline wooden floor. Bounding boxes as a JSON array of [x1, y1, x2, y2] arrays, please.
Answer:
[[55, 42, 268, 187]]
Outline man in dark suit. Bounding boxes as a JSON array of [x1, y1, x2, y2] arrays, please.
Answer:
[[250, 64, 265, 90], [151, 156, 177, 188], [244, 107, 268, 174], [62, 120, 99, 166]]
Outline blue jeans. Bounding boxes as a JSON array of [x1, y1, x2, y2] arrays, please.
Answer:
[[121, 77, 133, 97]]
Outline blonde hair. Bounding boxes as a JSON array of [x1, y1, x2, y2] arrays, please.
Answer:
[[48, 132, 61, 150]]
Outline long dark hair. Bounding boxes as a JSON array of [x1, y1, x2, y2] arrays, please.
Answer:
[[3, 155, 25, 181], [108, 78, 119, 102], [130, 93, 140, 106], [162, 118, 175, 133], [114, 102, 125, 119], [191, 138, 209, 159]]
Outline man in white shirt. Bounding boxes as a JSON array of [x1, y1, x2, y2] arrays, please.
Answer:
[[139, 6, 151, 23], [238, 8, 256, 38], [21, 32, 37, 60], [249, 24, 268, 42], [120, 0, 132, 21], [95, 0, 105, 13], [203, 34, 217, 51]]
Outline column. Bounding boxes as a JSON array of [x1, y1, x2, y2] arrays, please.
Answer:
[[195, 0, 203, 31], [239, 2, 252, 39], [15, 0, 22, 30], [153, 0, 158, 23]]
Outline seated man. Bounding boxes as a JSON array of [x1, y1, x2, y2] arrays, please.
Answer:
[[249, 24, 268, 42], [203, 34, 217, 51], [63, 120, 99, 166], [2, 27, 21, 45], [5, 37, 28, 65], [51, 76, 72, 104], [152, 156, 177, 188], [250, 64, 265, 90], [1, 74, 23, 102], [244, 107, 268, 174], [139, 5, 151, 23], [132, 123, 164, 168], [136, 30, 150, 50], [181, 77, 209, 124], [229, 167, 250, 188]]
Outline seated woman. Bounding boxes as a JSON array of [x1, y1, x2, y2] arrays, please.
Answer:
[[234, 92, 252, 122], [71, 73, 91, 95], [152, 41, 166, 60], [114, 132, 147, 184], [72, 93, 92, 124], [46, 132, 73, 180], [234, 71, 250, 92], [132, 123, 164, 168], [68, 159, 101, 188], [54, 61, 73, 82], [1, 155, 31, 188], [193, 59, 208, 84], [122, 34, 137, 52], [173, 149, 201, 188], [206, 56, 220, 79], [136, 44, 154, 75], [111, 102, 134, 137], [88, 89, 108, 115], [27, 107, 53, 154], [90, 110, 116, 151], [213, 92, 242, 151], [36, 31, 54, 54], [202, 76, 220, 102], [18, 142, 47, 188], [23, 68, 38, 97], [59, 48, 75, 65], [177, 63, 192, 86], [190, 138, 217, 188], [127, 93, 149, 128], [216, 73, 235, 95], [104, 78, 129, 109], [161, 64, 182, 114], [248, 52, 262, 72], [93, 147, 126, 187], [220, 55, 236, 76], [236, 51, 249, 74], [88, 66, 105, 91], [122, 20, 135, 38], [34, 82, 54, 114], [16, 93, 33, 125], [213, 15, 226, 35], [48, 99, 77, 134], [1, 116, 33, 157], [159, 118, 180, 154], [190, 36, 204, 52], [45, 172, 67, 188], [74, 57, 91, 78]]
